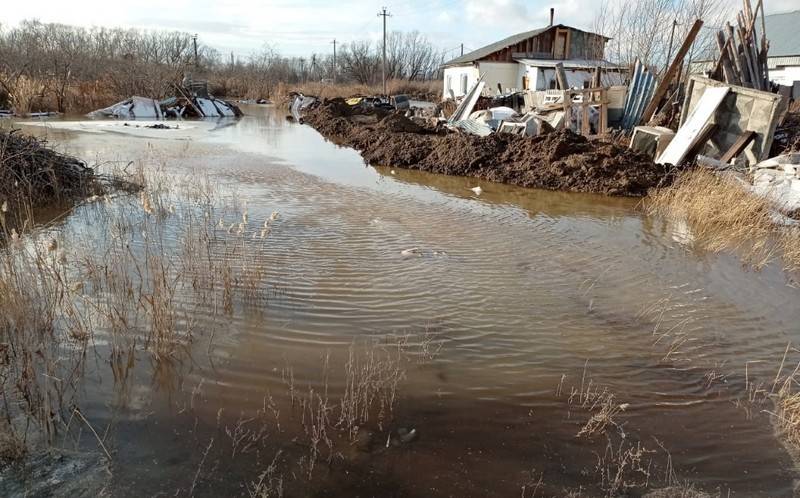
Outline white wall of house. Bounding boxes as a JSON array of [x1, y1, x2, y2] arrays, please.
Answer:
[[476, 62, 520, 95], [442, 65, 480, 99], [771, 65, 800, 98]]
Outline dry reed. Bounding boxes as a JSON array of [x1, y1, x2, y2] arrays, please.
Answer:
[[645, 168, 800, 272]]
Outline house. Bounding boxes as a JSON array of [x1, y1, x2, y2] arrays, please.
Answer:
[[441, 18, 623, 100], [763, 10, 800, 98]]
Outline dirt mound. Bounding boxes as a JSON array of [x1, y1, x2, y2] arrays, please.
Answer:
[[375, 113, 424, 134], [0, 129, 140, 214], [302, 101, 672, 196]]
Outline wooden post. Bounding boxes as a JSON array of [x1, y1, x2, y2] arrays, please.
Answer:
[[599, 88, 608, 135], [639, 19, 703, 125], [759, 0, 769, 88], [562, 90, 571, 130], [581, 93, 590, 136], [555, 62, 569, 90], [725, 24, 745, 84], [715, 32, 737, 84]]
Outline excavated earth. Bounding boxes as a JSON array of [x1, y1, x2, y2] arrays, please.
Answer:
[[301, 98, 677, 196]]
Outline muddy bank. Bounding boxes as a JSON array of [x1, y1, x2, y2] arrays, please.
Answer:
[[302, 99, 676, 196], [0, 129, 142, 214]]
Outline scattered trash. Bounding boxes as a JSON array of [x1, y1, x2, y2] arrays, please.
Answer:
[[88, 78, 241, 120], [89, 96, 164, 119], [751, 153, 800, 214], [470, 186, 483, 195], [448, 77, 486, 124]]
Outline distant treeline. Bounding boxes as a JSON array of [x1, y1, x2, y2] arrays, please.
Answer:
[[0, 20, 446, 113]]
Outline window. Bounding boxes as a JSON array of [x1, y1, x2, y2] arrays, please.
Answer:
[[446, 75, 452, 91], [460, 74, 468, 94]]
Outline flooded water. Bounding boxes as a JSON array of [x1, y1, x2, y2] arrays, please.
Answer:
[[10, 106, 800, 497]]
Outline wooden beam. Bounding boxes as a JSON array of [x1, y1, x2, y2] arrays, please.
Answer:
[[726, 23, 745, 84], [640, 19, 703, 125], [554, 62, 569, 90], [685, 123, 718, 161], [720, 130, 756, 163], [592, 65, 602, 89], [599, 88, 608, 135], [759, 0, 769, 87], [715, 31, 737, 84]]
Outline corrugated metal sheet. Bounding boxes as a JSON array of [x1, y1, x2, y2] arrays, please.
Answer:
[[760, 10, 800, 58], [448, 120, 493, 136], [768, 56, 800, 69]]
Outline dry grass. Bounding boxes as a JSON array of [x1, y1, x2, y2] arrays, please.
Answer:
[[645, 168, 800, 272]]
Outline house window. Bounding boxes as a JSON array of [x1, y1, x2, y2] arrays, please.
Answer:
[[460, 74, 468, 94], [446, 75, 452, 91]]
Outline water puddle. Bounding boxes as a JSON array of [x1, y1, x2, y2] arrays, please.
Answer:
[[6, 105, 800, 496]]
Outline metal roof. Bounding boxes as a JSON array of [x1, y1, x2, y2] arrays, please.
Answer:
[[442, 24, 610, 67], [762, 10, 800, 57]]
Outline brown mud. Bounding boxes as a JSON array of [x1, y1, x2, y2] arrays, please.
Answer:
[[302, 98, 678, 196]]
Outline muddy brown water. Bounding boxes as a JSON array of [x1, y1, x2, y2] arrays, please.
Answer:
[[10, 106, 800, 497]]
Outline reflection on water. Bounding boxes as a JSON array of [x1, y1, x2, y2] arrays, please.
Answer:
[[10, 106, 800, 497]]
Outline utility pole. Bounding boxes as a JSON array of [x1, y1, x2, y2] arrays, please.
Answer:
[[377, 7, 391, 95], [192, 34, 199, 69], [331, 39, 337, 84]]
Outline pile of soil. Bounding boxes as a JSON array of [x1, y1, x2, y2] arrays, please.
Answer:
[[303, 99, 675, 196], [0, 129, 138, 211]]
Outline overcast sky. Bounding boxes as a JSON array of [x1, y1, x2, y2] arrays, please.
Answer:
[[4, 0, 798, 59]]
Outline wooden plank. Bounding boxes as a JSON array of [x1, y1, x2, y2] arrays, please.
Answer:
[[715, 31, 737, 84], [759, 0, 769, 87], [591, 66, 601, 89], [173, 83, 204, 117], [599, 89, 608, 134], [657, 86, 729, 165], [581, 97, 590, 136], [720, 130, 756, 163], [686, 123, 718, 160], [639, 19, 703, 125], [554, 62, 569, 90], [736, 20, 759, 90], [726, 23, 745, 84]]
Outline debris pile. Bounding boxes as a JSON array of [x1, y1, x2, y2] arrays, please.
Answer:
[[751, 153, 800, 217], [302, 99, 671, 196], [88, 79, 241, 120], [0, 129, 134, 210]]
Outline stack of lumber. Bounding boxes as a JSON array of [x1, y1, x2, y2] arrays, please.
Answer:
[[712, 0, 769, 90]]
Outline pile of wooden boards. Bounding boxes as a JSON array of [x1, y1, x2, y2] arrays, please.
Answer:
[[712, 0, 770, 90]]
